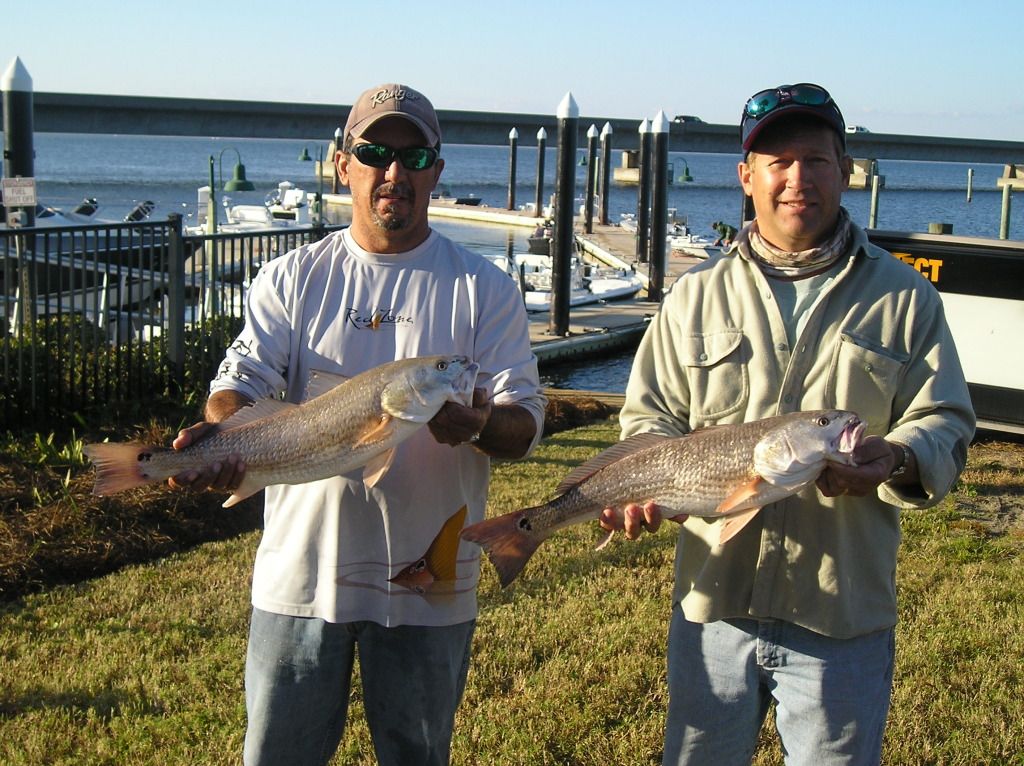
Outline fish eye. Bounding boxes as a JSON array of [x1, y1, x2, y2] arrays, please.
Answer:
[[816, 416, 830, 427], [436, 361, 448, 371]]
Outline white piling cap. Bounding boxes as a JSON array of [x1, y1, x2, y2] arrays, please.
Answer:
[[652, 110, 670, 133], [587, 124, 599, 138], [601, 121, 613, 137], [509, 127, 519, 140], [557, 92, 579, 120], [638, 118, 651, 134], [2, 57, 32, 93], [537, 127, 548, 140]]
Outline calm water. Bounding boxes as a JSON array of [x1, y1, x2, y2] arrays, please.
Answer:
[[17, 132, 1024, 392], [27, 132, 1023, 243]]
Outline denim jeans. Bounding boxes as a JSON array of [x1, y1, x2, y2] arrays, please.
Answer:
[[662, 605, 894, 766], [243, 608, 475, 766]]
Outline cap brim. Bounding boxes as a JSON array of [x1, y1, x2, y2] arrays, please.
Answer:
[[742, 105, 844, 152], [347, 112, 440, 147]]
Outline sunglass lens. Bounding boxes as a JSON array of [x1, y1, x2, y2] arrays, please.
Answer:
[[789, 84, 830, 106], [745, 91, 780, 118], [399, 148, 437, 170], [354, 144, 392, 168]]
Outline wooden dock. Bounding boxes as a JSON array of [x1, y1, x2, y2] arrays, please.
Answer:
[[322, 193, 707, 367]]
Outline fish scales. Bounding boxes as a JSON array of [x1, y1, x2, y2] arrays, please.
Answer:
[[461, 410, 864, 587], [531, 418, 781, 534], [84, 355, 478, 507]]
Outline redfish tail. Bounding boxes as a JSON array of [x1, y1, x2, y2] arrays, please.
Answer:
[[461, 509, 545, 588], [82, 442, 165, 496]]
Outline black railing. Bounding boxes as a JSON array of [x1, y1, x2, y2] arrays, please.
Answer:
[[0, 216, 343, 428]]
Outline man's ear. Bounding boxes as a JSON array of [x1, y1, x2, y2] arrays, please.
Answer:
[[840, 154, 853, 190], [336, 150, 350, 187], [737, 159, 754, 196]]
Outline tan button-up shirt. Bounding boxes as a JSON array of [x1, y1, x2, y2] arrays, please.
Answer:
[[620, 224, 975, 638]]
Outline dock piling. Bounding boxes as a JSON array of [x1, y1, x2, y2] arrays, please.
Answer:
[[507, 128, 519, 211], [599, 122, 612, 225], [2, 57, 35, 228], [648, 111, 669, 302], [534, 127, 547, 218], [584, 124, 598, 234], [636, 119, 652, 263], [1000, 183, 1012, 240], [549, 92, 579, 338], [869, 174, 880, 229]]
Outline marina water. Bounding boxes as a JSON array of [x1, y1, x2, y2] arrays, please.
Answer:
[[25, 132, 1024, 392]]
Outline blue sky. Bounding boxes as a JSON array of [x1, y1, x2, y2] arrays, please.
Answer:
[[3, 0, 1022, 141]]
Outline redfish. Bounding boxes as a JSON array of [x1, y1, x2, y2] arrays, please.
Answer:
[[461, 410, 864, 587], [84, 355, 478, 507]]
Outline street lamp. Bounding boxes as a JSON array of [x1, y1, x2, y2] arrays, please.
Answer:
[[206, 147, 256, 234], [204, 148, 255, 316]]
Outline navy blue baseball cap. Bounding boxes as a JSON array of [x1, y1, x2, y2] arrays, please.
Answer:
[[740, 83, 846, 152]]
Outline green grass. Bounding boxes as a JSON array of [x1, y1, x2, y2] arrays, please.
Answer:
[[1, 423, 1022, 765]]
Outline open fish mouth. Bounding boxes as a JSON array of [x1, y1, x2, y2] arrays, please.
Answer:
[[838, 416, 865, 455], [452, 361, 480, 406]]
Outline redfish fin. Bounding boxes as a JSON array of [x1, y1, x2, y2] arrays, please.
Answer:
[[425, 505, 468, 582], [718, 507, 762, 545], [556, 433, 670, 494], [222, 479, 265, 508], [362, 448, 396, 488], [353, 414, 394, 447], [715, 477, 767, 545], [461, 511, 545, 588], [83, 442, 165, 496]]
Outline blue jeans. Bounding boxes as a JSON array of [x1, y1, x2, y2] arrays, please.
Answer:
[[662, 606, 894, 766], [243, 608, 475, 766]]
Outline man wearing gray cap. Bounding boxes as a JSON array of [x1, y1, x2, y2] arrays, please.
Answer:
[[602, 83, 974, 763], [170, 83, 545, 765]]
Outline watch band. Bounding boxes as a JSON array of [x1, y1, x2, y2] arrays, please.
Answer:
[[889, 442, 911, 479]]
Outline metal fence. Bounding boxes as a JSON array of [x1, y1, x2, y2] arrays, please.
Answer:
[[0, 215, 344, 427]]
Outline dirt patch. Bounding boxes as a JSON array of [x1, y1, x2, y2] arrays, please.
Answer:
[[952, 439, 1024, 535]]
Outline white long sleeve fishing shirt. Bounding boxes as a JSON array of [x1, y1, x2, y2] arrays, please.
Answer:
[[211, 228, 545, 627]]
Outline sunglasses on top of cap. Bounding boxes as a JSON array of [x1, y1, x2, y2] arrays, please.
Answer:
[[351, 142, 440, 171], [743, 83, 833, 120]]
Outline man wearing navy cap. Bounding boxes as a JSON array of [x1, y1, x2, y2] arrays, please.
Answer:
[[604, 83, 974, 763]]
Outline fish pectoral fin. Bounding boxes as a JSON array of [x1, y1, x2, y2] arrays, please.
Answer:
[[362, 448, 396, 488], [715, 476, 765, 515], [353, 414, 395, 447], [718, 506, 763, 545], [713, 476, 766, 545], [222, 478, 264, 508]]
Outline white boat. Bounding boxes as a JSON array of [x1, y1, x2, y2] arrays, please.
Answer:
[[668, 224, 722, 259], [185, 181, 315, 234], [506, 252, 643, 312]]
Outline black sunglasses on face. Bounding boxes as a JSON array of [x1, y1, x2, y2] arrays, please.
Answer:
[[351, 143, 440, 171], [744, 83, 833, 120]]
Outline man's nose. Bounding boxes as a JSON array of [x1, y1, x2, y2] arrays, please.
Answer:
[[384, 158, 408, 182]]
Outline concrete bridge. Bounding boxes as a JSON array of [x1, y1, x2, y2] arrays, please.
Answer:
[[14, 92, 1024, 164]]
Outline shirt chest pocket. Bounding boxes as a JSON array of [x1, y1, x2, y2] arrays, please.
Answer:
[[680, 330, 748, 419], [826, 332, 908, 432]]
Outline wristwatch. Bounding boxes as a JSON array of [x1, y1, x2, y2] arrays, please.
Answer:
[[889, 442, 911, 479]]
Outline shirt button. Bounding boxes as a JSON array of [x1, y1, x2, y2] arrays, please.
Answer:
[[698, 352, 708, 361], [865, 363, 874, 372], [777, 343, 787, 352], [784, 394, 793, 404]]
